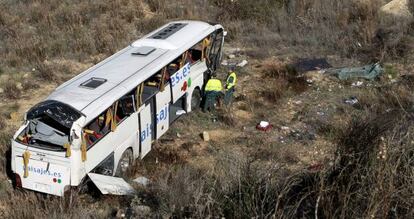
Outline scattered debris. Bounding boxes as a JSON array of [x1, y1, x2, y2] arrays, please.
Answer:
[[133, 176, 150, 187], [202, 131, 210, 141], [176, 132, 181, 138], [344, 96, 359, 106], [227, 47, 241, 55], [351, 81, 364, 87], [221, 60, 229, 66], [256, 121, 273, 131], [228, 54, 236, 59], [0, 88, 4, 94], [16, 82, 23, 90], [281, 126, 290, 130], [333, 63, 383, 80], [175, 109, 186, 116], [291, 58, 332, 73], [317, 111, 325, 116], [237, 60, 248, 67]]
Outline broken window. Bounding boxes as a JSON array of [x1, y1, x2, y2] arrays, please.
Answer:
[[83, 111, 110, 148], [17, 100, 82, 151], [82, 92, 137, 149], [116, 94, 136, 122]]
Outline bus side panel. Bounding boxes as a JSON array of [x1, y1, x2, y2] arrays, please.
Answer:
[[155, 84, 171, 139], [84, 113, 138, 173], [171, 63, 191, 103], [113, 112, 139, 171], [139, 103, 152, 158], [186, 61, 207, 112]]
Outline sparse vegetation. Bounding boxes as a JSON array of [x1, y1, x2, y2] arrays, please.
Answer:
[[1, 0, 414, 218]]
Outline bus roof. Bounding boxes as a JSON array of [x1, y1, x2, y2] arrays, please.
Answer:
[[46, 20, 221, 123]]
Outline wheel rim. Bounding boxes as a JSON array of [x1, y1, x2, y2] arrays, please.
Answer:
[[119, 153, 131, 173]]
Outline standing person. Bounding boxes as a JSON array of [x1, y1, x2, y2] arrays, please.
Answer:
[[203, 74, 223, 112], [224, 67, 237, 106]]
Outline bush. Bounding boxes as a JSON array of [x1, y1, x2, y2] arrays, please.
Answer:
[[3, 83, 20, 100]]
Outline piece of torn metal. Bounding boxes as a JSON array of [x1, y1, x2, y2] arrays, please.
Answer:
[[88, 173, 135, 195], [333, 63, 383, 80]]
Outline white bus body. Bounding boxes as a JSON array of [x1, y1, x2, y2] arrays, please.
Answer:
[[10, 21, 225, 196]]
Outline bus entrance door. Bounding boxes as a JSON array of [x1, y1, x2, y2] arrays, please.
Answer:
[[139, 102, 153, 158]]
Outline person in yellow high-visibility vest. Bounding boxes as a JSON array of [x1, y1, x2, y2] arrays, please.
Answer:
[[203, 74, 223, 112], [224, 68, 237, 105]]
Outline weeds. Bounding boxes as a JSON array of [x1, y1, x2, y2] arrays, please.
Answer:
[[3, 83, 20, 100], [261, 59, 308, 103]]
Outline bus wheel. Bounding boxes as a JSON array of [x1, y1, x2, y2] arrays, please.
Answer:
[[191, 89, 201, 111], [115, 149, 133, 177]]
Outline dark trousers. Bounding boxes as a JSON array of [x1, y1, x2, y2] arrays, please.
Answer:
[[224, 87, 235, 105], [203, 91, 221, 112]]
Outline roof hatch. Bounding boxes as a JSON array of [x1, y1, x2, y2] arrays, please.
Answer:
[[150, 23, 187, 39], [80, 77, 107, 89], [131, 46, 156, 56]]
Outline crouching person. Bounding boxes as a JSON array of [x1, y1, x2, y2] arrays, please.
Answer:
[[203, 74, 223, 112]]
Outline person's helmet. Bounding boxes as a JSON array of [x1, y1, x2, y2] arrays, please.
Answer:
[[229, 66, 235, 72]]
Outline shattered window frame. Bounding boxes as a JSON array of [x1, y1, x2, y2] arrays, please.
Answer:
[[27, 100, 83, 130]]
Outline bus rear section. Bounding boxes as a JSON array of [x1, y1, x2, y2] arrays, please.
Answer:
[[12, 141, 71, 196], [11, 100, 82, 196]]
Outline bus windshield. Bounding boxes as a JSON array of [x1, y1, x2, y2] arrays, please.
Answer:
[[16, 100, 82, 151]]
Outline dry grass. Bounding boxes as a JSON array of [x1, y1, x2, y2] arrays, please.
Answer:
[[260, 59, 308, 103], [1, 0, 414, 218], [2, 83, 21, 100]]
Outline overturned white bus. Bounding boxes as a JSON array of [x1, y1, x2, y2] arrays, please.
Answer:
[[11, 21, 225, 196]]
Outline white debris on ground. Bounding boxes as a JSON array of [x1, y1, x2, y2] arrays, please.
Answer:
[[133, 176, 150, 187], [202, 131, 210, 141], [237, 60, 248, 67], [175, 109, 186, 116], [351, 81, 364, 87], [344, 96, 359, 106]]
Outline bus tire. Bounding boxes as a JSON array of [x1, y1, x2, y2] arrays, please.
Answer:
[[115, 148, 133, 177], [191, 88, 201, 111]]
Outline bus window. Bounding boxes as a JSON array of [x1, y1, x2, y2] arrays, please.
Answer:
[[187, 40, 206, 64], [188, 49, 202, 63], [116, 95, 136, 123], [144, 67, 169, 92], [159, 67, 169, 92], [83, 111, 110, 147]]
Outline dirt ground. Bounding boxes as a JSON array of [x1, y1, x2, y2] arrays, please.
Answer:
[[0, 26, 412, 219]]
